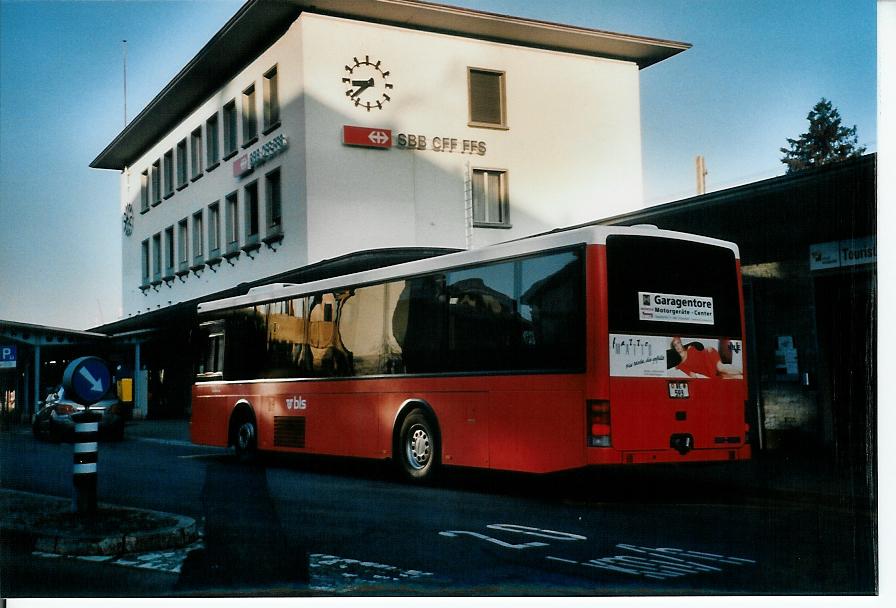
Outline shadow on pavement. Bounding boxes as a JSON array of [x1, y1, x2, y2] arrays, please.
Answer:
[[175, 459, 309, 593]]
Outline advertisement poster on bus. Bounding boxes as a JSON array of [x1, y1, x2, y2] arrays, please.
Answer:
[[610, 334, 743, 379]]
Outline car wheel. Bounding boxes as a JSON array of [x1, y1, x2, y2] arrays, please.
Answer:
[[397, 410, 439, 482]]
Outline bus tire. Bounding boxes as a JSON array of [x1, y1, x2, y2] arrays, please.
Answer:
[[231, 409, 257, 463], [396, 410, 439, 482]]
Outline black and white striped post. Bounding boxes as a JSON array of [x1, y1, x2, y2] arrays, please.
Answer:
[[71, 409, 101, 515], [62, 356, 112, 516]]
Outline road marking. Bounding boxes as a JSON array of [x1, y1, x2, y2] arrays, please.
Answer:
[[486, 524, 587, 541], [546, 543, 756, 582], [34, 547, 436, 590], [33, 541, 204, 575], [436, 525, 755, 583], [309, 553, 434, 591], [439, 530, 548, 550]]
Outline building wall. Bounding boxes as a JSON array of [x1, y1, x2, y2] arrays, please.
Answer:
[[121, 19, 307, 318], [301, 13, 643, 261], [121, 11, 644, 318]]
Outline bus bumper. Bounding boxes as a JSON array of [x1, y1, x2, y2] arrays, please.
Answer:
[[586, 443, 751, 466]]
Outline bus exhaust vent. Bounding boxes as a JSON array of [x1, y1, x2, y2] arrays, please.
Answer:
[[274, 416, 306, 448]]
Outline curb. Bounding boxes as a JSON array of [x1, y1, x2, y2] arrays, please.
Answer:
[[1, 489, 200, 556]]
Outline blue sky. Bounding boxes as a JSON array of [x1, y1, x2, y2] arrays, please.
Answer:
[[0, 0, 877, 329]]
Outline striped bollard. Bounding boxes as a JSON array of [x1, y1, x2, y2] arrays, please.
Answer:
[[72, 410, 100, 515]]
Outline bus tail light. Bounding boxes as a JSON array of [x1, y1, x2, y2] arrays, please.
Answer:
[[588, 400, 611, 447]]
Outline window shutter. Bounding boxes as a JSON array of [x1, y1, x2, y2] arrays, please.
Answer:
[[469, 69, 503, 125]]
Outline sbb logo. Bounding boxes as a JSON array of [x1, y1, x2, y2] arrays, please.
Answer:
[[286, 396, 307, 410]]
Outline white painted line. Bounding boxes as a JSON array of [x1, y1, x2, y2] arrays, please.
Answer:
[[73, 463, 97, 474], [74, 442, 98, 453]]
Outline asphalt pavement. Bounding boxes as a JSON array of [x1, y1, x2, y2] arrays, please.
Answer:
[[1, 416, 873, 559]]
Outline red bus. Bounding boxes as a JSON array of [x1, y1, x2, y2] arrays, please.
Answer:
[[191, 225, 750, 480]]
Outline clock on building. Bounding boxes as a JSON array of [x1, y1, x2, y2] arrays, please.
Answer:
[[343, 55, 393, 111], [122, 203, 134, 237]]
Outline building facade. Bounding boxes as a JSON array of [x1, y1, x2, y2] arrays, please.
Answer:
[[92, 0, 687, 321]]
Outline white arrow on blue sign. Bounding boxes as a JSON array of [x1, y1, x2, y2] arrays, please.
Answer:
[[62, 356, 112, 406]]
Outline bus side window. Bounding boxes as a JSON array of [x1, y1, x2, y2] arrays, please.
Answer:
[[390, 274, 446, 374], [264, 297, 309, 378], [519, 251, 584, 372], [447, 261, 517, 372], [196, 320, 225, 380], [308, 292, 353, 377]]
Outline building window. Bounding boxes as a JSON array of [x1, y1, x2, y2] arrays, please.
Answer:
[[244, 181, 259, 245], [468, 68, 507, 129], [192, 211, 204, 265], [141, 239, 150, 285], [265, 168, 282, 236], [191, 128, 203, 179], [208, 202, 221, 259], [223, 100, 238, 158], [242, 84, 257, 145], [163, 150, 174, 196], [472, 168, 509, 227], [140, 170, 149, 213], [152, 232, 162, 281], [206, 113, 220, 169], [151, 159, 161, 204], [263, 66, 279, 132], [176, 139, 188, 188], [225, 191, 239, 254], [164, 226, 175, 278], [178, 218, 189, 271]]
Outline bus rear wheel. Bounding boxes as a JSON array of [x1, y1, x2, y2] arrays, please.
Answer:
[[397, 410, 439, 482]]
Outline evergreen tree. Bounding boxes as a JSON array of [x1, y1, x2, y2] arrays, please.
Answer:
[[780, 98, 866, 173]]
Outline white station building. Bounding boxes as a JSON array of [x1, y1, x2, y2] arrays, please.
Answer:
[[92, 0, 687, 321]]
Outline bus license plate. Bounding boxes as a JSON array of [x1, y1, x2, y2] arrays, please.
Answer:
[[668, 382, 689, 399]]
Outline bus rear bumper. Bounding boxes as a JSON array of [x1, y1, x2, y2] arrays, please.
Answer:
[[587, 444, 751, 466]]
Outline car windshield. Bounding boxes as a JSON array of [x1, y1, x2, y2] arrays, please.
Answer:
[[54, 385, 117, 404]]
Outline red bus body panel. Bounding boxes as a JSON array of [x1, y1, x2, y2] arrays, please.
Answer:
[[192, 375, 586, 473], [191, 241, 751, 473]]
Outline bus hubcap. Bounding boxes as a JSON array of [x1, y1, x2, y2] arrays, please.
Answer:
[[238, 422, 255, 450], [407, 427, 430, 469]]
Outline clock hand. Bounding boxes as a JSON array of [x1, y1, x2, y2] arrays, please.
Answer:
[[350, 78, 375, 97]]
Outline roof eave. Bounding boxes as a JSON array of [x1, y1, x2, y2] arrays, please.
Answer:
[[90, 0, 689, 171]]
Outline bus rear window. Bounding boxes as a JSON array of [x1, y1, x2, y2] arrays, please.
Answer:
[[606, 235, 741, 338]]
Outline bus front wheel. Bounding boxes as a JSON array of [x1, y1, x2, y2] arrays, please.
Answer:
[[231, 413, 257, 463], [397, 410, 439, 482]]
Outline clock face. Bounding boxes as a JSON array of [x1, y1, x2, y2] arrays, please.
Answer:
[[122, 203, 134, 237], [343, 55, 393, 111]]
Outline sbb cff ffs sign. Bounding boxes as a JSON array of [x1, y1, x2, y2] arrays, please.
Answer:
[[343, 125, 392, 149]]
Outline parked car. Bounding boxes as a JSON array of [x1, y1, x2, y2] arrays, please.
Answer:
[[32, 385, 130, 442]]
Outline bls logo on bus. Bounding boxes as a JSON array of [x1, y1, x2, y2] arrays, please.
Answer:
[[286, 396, 307, 410]]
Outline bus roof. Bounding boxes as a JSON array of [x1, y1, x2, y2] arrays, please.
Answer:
[[198, 225, 739, 314]]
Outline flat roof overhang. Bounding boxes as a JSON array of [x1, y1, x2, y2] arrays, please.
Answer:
[[90, 0, 689, 170]]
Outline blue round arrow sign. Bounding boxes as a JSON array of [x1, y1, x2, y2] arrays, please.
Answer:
[[62, 356, 112, 406]]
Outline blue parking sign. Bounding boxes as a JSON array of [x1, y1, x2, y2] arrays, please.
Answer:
[[62, 356, 112, 405], [0, 345, 16, 369]]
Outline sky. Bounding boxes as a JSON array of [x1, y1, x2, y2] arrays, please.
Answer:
[[0, 0, 878, 330]]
